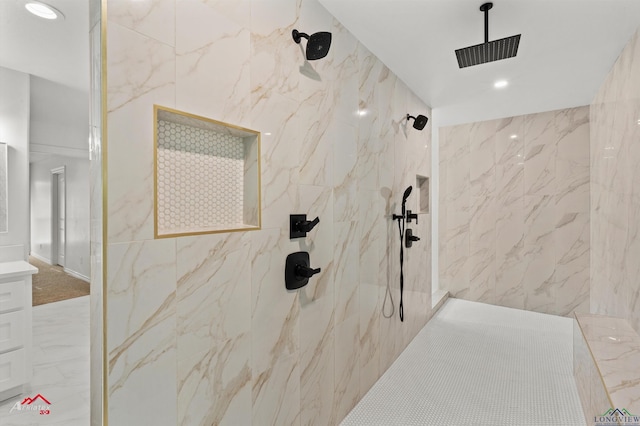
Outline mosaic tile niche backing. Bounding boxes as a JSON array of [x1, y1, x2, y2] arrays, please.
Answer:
[[155, 108, 260, 236]]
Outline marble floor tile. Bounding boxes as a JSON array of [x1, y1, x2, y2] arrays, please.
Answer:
[[0, 296, 89, 426]]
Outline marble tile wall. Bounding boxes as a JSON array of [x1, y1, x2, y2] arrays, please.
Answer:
[[572, 318, 612, 423], [574, 314, 640, 419], [439, 106, 590, 317], [590, 27, 640, 334], [104, 0, 433, 424]]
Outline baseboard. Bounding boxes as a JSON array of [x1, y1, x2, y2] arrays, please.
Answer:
[[29, 252, 52, 265], [30, 253, 91, 283], [64, 268, 90, 283]]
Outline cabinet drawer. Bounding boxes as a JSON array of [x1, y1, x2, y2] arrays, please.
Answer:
[[0, 280, 25, 313], [0, 348, 25, 393], [0, 310, 24, 353]]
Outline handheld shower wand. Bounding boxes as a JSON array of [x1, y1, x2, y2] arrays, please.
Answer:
[[401, 186, 413, 217], [394, 186, 413, 221], [386, 185, 414, 322]]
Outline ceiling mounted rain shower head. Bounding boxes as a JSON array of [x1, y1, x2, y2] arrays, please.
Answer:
[[455, 2, 521, 69], [292, 29, 332, 61], [407, 114, 428, 131]]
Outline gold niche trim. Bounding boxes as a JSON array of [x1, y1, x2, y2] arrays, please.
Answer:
[[153, 105, 262, 238]]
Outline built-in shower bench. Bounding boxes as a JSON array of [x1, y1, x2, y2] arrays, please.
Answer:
[[573, 313, 640, 424]]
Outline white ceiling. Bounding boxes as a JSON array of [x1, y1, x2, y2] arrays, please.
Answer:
[[2, 0, 639, 128], [0, 0, 89, 93], [319, 0, 640, 126]]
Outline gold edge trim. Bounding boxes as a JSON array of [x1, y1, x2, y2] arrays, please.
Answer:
[[100, 1, 108, 425], [154, 104, 261, 135], [153, 105, 159, 239], [157, 226, 261, 239], [257, 133, 262, 228], [574, 314, 617, 412]]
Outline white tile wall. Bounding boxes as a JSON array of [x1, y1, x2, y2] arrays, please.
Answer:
[[590, 27, 640, 335], [439, 107, 590, 317], [105, 0, 433, 424]]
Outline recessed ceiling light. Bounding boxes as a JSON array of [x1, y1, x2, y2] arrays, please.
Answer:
[[510, 134, 518, 139], [494, 80, 508, 89], [25, 2, 64, 20]]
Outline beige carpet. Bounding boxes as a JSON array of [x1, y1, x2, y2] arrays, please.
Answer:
[[29, 256, 90, 306]]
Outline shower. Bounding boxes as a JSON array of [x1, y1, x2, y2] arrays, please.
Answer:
[[455, 2, 521, 68], [387, 185, 417, 322], [406, 114, 428, 131], [292, 29, 332, 60], [401, 185, 412, 215]]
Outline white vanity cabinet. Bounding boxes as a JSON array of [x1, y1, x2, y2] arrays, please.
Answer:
[[0, 261, 37, 402]]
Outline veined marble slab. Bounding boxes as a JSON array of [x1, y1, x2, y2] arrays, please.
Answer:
[[575, 313, 640, 415]]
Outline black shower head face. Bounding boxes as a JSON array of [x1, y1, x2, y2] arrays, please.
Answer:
[[455, 34, 521, 68], [455, 2, 520, 68], [306, 31, 332, 60], [402, 186, 413, 202], [413, 114, 428, 130]]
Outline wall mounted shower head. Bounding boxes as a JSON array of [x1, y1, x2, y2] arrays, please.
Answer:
[[292, 29, 332, 61], [407, 114, 428, 131]]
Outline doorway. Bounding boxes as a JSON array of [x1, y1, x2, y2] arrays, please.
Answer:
[[51, 166, 65, 267], [0, 0, 100, 424]]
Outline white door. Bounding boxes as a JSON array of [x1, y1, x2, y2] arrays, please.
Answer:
[[57, 172, 65, 267], [51, 167, 66, 267]]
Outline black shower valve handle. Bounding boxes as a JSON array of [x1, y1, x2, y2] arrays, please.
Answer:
[[289, 214, 320, 238], [405, 228, 420, 248], [295, 264, 321, 278], [298, 216, 320, 233], [286, 251, 321, 289], [406, 209, 418, 224]]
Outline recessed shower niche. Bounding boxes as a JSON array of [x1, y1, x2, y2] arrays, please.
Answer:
[[416, 175, 429, 213], [154, 106, 261, 238]]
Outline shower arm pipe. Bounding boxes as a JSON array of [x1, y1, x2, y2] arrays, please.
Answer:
[[481, 2, 493, 43], [484, 7, 489, 43]]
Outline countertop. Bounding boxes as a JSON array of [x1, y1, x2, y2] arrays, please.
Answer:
[[0, 261, 38, 279]]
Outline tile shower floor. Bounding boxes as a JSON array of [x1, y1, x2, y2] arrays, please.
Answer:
[[0, 296, 587, 425], [342, 298, 586, 426], [0, 296, 89, 426]]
